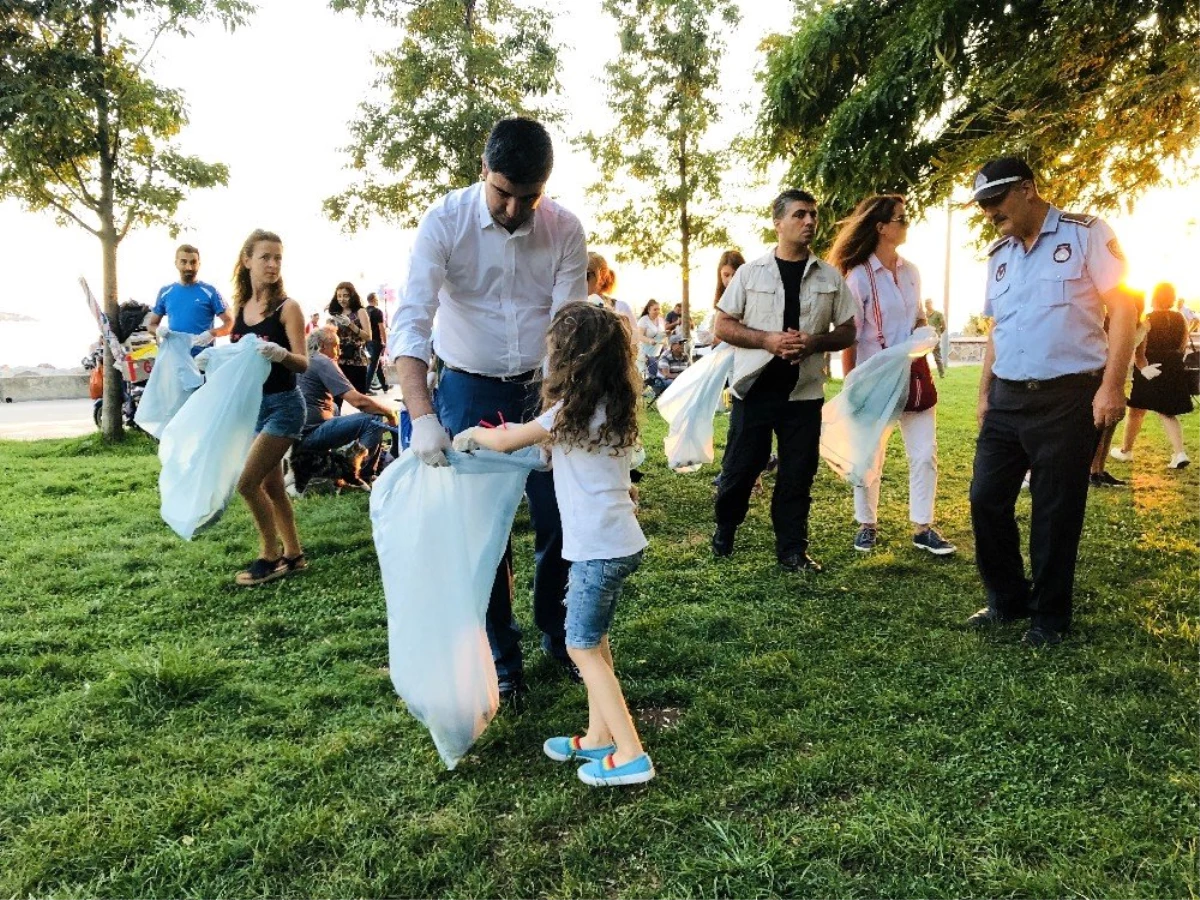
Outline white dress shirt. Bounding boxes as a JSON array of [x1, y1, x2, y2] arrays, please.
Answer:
[[391, 181, 589, 377], [845, 254, 921, 366]]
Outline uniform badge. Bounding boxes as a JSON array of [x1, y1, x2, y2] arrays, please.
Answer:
[[1053, 243, 1072, 263], [995, 263, 1007, 282], [1107, 238, 1125, 260]]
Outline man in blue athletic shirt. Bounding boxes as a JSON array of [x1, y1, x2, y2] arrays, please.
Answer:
[[148, 244, 232, 356]]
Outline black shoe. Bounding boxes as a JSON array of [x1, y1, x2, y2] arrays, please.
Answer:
[[778, 552, 822, 573], [1022, 625, 1065, 648], [558, 658, 582, 684], [498, 673, 528, 705], [965, 606, 1026, 628], [711, 526, 735, 558], [1095, 470, 1126, 487]]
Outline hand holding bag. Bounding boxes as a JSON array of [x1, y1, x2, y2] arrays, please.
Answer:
[[865, 263, 938, 412]]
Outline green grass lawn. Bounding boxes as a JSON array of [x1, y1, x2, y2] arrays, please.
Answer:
[[1, 366, 1196, 897]]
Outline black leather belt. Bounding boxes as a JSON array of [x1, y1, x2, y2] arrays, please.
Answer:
[[444, 364, 539, 384], [995, 370, 1103, 391]]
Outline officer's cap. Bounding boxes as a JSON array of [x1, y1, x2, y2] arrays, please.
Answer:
[[971, 157, 1035, 202]]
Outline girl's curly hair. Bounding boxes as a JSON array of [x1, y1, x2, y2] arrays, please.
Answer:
[[541, 301, 641, 452]]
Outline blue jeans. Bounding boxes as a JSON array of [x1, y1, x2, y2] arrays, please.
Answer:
[[365, 341, 388, 390], [565, 551, 643, 649], [436, 368, 569, 679], [299, 412, 388, 473]]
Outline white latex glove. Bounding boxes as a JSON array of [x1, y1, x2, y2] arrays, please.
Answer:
[[411, 413, 451, 467], [257, 341, 289, 363], [191, 330, 215, 348], [452, 427, 483, 453], [194, 348, 213, 373], [157, 325, 171, 341], [1140, 363, 1162, 381]]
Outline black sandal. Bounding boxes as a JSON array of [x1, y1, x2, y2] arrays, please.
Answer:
[[282, 553, 308, 575], [235, 557, 286, 586]]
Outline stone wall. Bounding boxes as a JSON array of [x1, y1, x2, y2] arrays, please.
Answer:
[[0, 374, 93, 402]]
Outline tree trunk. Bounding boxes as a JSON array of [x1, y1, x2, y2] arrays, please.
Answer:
[[678, 131, 691, 341], [99, 229, 123, 441], [93, 3, 122, 441]]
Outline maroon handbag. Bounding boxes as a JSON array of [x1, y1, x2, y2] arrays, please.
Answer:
[[864, 263, 938, 412]]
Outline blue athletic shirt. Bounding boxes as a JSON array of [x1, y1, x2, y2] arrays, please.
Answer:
[[152, 281, 227, 336]]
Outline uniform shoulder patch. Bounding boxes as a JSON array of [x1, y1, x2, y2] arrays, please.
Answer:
[[1059, 212, 1098, 227], [986, 237, 1008, 257]]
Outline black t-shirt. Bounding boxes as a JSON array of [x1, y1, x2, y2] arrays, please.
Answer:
[[367, 305, 385, 343], [749, 256, 810, 398]]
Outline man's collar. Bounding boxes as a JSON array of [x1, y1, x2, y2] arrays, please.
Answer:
[[475, 182, 493, 231], [1040, 205, 1062, 236]]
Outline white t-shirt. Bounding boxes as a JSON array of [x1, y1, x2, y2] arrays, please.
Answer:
[[535, 401, 648, 563]]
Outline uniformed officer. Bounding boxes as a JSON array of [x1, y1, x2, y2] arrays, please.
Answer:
[[966, 157, 1137, 647]]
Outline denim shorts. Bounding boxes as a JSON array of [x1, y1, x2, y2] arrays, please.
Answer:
[[565, 550, 644, 649], [255, 388, 306, 441]]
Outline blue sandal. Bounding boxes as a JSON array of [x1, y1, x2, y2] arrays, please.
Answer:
[[543, 735, 615, 762], [578, 753, 655, 787]]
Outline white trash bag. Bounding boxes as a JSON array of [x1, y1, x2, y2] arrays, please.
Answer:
[[135, 331, 203, 439], [158, 336, 270, 539], [370, 446, 546, 769], [820, 326, 939, 486], [657, 343, 735, 472]]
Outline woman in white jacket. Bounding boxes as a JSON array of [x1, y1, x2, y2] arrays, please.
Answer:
[[828, 195, 955, 557]]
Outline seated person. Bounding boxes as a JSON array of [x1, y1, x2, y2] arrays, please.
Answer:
[[298, 326, 398, 483], [659, 334, 690, 381], [646, 334, 690, 397]]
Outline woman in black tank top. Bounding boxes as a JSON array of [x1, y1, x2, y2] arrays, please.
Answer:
[[228, 230, 311, 586]]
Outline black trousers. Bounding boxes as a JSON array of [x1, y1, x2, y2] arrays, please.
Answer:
[[969, 378, 1100, 631], [715, 392, 823, 557]]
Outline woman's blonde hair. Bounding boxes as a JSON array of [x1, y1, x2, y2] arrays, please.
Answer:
[[231, 229, 286, 317], [542, 301, 640, 452], [826, 195, 905, 275]]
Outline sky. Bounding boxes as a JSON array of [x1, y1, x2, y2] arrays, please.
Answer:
[[2, 0, 1198, 369]]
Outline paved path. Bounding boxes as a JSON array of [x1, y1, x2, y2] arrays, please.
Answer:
[[0, 398, 95, 440]]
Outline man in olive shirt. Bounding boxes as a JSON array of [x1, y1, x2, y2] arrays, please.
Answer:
[[713, 189, 857, 572]]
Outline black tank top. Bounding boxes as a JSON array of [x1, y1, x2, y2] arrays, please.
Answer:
[[232, 299, 295, 394]]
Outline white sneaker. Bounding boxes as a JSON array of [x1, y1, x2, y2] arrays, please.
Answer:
[[1168, 452, 1191, 469], [1110, 447, 1133, 462]]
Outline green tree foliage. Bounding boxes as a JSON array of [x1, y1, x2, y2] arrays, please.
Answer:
[[577, 0, 740, 336], [325, 0, 561, 231], [757, 0, 1200, 233], [0, 0, 249, 440]]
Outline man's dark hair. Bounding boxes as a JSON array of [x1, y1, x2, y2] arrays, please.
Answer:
[[771, 189, 817, 221], [483, 117, 554, 184], [176, 243, 199, 257]]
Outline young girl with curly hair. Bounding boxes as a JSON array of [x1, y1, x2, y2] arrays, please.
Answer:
[[453, 301, 653, 787]]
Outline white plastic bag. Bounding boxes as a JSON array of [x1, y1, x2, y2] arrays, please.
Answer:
[[370, 446, 546, 769], [158, 336, 270, 539], [657, 343, 735, 472], [820, 326, 939, 486], [135, 331, 203, 439]]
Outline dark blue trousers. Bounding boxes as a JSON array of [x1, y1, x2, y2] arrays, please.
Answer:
[[436, 368, 569, 679]]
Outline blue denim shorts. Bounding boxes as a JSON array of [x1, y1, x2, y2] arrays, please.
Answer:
[[565, 550, 644, 649], [255, 388, 306, 441]]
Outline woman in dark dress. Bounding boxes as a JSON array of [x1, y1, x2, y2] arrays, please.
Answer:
[[327, 282, 371, 394], [230, 230, 310, 585], [1113, 282, 1192, 469]]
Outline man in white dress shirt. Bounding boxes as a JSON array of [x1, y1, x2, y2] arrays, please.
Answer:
[[390, 117, 590, 701]]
